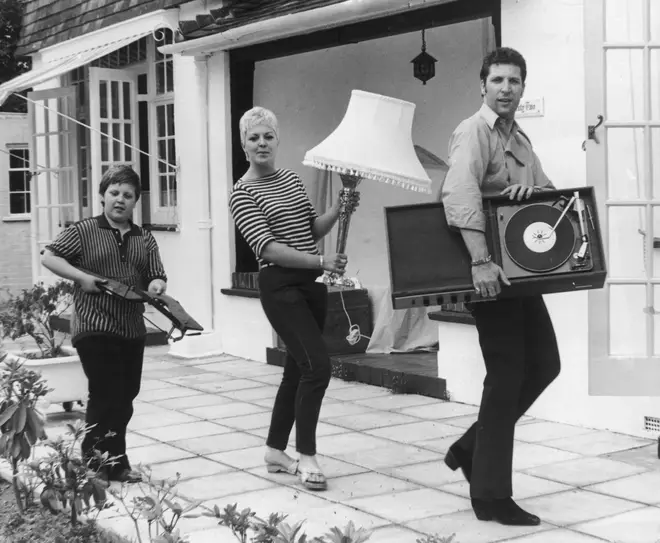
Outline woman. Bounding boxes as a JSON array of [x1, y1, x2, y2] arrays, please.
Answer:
[[229, 107, 348, 491]]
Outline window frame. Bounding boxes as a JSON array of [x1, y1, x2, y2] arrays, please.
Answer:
[[6, 144, 31, 219]]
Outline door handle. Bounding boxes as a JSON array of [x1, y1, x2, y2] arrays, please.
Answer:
[[582, 115, 604, 151]]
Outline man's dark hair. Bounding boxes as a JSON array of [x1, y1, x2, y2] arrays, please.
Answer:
[[480, 47, 527, 84], [99, 165, 141, 200]]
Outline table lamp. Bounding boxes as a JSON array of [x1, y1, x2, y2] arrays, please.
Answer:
[[303, 90, 432, 286]]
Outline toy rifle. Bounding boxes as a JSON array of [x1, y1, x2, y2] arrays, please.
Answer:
[[76, 268, 204, 342]]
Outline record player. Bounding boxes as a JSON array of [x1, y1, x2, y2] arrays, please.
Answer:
[[385, 187, 607, 310]]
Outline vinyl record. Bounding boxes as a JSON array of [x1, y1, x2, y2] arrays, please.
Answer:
[[504, 204, 575, 272]]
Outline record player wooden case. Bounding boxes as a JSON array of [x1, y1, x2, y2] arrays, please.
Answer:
[[385, 187, 607, 310]]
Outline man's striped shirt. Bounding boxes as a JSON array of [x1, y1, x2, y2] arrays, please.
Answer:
[[45, 214, 167, 345], [229, 169, 320, 267]]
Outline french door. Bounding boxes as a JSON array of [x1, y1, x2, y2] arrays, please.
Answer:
[[88, 67, 141, 223], [587, 0, 660, 395], [27, 87, 80, 285]]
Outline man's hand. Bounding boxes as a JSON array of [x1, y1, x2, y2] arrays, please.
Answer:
[[148, 279, 167, 295], [78, 273, 107, 294], [472, 261, 511, 298], [501, 184, 535, 201]]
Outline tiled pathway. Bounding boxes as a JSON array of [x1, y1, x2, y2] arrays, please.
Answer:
[[26, 346, 660, 542]]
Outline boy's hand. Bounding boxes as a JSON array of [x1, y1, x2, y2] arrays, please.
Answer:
[[148, 279, 167, 295], [79, 274, 106, 294]]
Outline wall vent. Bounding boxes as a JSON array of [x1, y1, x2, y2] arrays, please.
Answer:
[[643, 416, 660, 433]]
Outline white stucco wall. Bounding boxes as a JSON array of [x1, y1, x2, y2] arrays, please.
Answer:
[[437, 0, 660, 439]]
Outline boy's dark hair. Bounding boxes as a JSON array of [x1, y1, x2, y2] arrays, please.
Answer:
[[98, 165, 141, 200], [480, 47, 527, 84]]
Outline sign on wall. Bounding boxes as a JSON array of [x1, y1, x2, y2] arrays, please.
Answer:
[[516, 97, 545, 118]]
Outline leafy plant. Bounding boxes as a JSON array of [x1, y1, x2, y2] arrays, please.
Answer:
[[109, 465, 202, 543], [204, 503, 373, 543], [416, 534, 457, 543], [0, 0, 31, 113], [0, 280, 74, 359], [28, 420, 118, 526], [0, 352, 51, 513]]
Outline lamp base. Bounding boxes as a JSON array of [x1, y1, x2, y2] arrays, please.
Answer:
[[321, 271, 359, 288]]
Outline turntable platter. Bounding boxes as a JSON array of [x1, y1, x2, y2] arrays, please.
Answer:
[[504, 204, 575, 272]]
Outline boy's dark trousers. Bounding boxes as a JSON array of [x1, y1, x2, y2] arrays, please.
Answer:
[[451, 295, 561, 498], [76, 334, 145, 475]]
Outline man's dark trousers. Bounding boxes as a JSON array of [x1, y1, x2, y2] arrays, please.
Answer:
[[451, 295, 561, 499], [76, 334, 145, 475]]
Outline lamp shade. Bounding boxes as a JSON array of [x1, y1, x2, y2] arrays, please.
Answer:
[[303, 90, 432, 194]]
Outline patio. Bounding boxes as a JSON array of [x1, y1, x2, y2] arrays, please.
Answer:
[[3, 344, 660, 543]]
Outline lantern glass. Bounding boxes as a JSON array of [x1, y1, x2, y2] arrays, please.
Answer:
[[412, 51, 437, 84]]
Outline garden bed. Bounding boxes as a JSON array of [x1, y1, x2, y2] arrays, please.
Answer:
[[0, 481, 124, 543]]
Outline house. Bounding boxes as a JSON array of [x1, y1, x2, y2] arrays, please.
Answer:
[[0, 112, 31, 297], [0, 0, 657, 439]]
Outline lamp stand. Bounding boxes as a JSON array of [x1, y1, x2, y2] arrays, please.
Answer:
[[323, 173, 362, 287]]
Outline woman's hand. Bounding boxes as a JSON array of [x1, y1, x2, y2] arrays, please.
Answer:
[[322, 253, 348, 275], [148, 279, 167, 295]]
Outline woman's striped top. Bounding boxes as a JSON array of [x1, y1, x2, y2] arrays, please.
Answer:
[[229, 169, 319, 268], [44, 214, 167, 345]]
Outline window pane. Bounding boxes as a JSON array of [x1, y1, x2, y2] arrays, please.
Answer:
[[609, 284, 646, 356], [9, 171, 25, 192], [608, 206, 646, 279], [166, 103, 175, 135], [159, 175, 168, 206], [123, 82, 131, 120], [100, 81, 108, 118], [653, 1, 660, 41], [124, 124, 132, 162], [156, 62, 165, 95], [607, 128, 646, 200], [137, 73, 148, 95], [101, 122, 109, 161], [166, 61, 174, 93], [167, 139, 176, 172], [9, 149, 25, 169], [111, 81, 120, 119], [112, 123, 121, 161], [653, 129, 660, 199], [25, 192, 31, 214], [169, 175, 177, 206], [157, 105, 166, 137], [605, 0, 644, 42], [606, 49, 644, 122], [138, 101, 150, 191], [651, 49, 660, 121], [9, 193, 26, 214], [158, 140, 167, 173]]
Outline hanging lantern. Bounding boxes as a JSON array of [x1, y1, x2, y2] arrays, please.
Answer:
[[411, 29, 437, 85]]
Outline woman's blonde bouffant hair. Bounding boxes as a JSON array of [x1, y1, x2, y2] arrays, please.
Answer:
[[239, 106, 280, 147]]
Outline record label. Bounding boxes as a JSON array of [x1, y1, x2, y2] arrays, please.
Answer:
[[504, 204, 575, 272]]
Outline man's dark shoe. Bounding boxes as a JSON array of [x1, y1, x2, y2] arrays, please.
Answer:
[[444, 444, 472, 483], [471, 497, 541, 526], [109, 468, 143, 484]]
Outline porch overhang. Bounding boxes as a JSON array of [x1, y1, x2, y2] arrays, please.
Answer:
[[0, 9, 179, 108], [159, 0, 475, 57]]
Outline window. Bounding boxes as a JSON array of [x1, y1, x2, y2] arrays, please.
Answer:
[[8, 147, 30, 216], [62, 30, 177, 226]]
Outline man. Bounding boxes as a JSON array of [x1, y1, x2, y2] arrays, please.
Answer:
[[42, 165, 167, 483], [440, 47, 561, 526]]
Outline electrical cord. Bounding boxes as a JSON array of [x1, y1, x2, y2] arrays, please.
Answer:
[[337, 287, 371, 346]]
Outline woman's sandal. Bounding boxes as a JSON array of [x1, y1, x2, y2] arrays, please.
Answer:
[[298, 469, 327, 491], [266, 458, 299, 475]]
